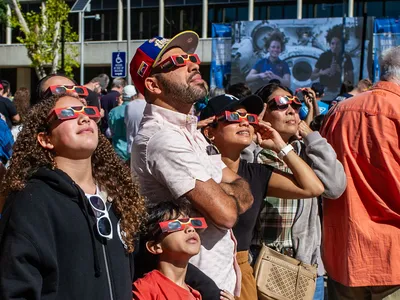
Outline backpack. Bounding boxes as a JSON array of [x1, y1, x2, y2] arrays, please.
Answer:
[[0, 118, 14, 164]]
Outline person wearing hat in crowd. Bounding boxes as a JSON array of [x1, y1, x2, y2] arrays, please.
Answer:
[[200, 93, 324, 300], [130, 31, 254, 298], [108, 84, 137, 162]]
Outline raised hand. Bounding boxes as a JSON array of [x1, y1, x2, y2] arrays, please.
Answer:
[[255, 120, 287, 153], [298, 120, 314, 138]]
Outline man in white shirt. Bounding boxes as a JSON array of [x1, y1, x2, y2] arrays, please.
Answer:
[[130, 31, 254, 297]]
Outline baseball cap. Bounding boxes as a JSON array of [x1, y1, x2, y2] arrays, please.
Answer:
[[130, 30, 199, 95], [122, 85, 137, 100], [200, 94, 264, 120]]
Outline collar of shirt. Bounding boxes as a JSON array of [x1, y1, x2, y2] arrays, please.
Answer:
[[374, 80, 400, 97], [143, 103, 198, 135]]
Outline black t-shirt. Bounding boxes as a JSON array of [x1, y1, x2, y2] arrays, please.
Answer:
[[234, 160, 274, 252], [315, 50, 353, 91], [0, 96, 17, 129]]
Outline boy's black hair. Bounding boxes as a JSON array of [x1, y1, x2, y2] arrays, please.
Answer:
[[145, 200, 193, 242]]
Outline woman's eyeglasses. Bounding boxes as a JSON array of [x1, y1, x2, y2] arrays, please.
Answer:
[[159, 217, 207, 233], [87, 195, 113, 240], [217, 111, 259, 124], [267, 96, 302, 111], [43, 85, 89, 98], [47, 106, 101, 123], [153, 54, 201, 73]]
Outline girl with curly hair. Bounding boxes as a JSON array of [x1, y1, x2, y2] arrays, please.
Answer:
[[0, 93, 146, 300], [246, 30, 291, 89]]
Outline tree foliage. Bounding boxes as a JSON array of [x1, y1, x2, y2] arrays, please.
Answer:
[[9, 0, 79, 79], [0, 0, 8, 25]]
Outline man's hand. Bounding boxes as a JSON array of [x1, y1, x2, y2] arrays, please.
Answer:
[[197, 116, 215, 129]]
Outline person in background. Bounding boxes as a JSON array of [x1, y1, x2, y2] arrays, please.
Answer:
[[311, 25, 354, 99], [0, 93, 146, 299], [298, 83, 329, 125], [254, 82, 347, 300], [209, 87, 225, 98], [0, 80, 12, 98], [200, 94, 324, 300], [84, 75, 109, 109], [321, 46, 400, 300], [227, 83, 252, 100], [108, 84, 137, 162], [11, 87, 30, 140], [334, 78, 373, 103], [133, 201, 235, 300], [0, 82, 20, 129], [246, 30, 291, 89], [100, 77, 126, 135], [125, 90, 146, 160]]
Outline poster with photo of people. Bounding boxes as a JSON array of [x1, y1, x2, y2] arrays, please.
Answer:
[[230, 18, 370, 100]]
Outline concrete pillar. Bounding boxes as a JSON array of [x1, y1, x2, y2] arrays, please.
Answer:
[[348, 0, 354, 17], [248, 0, 254, 21], [159, 0, 164, 36], [202, 0, 208, 38], [297, 0, 303, 19], [118, 0, 123, 41]]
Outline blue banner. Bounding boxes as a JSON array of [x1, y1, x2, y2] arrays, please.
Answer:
[[373, 19, 400, 82], [210, 23, 232, 90]]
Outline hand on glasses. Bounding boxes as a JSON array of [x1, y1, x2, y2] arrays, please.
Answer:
[[254, 121, 287, 153]]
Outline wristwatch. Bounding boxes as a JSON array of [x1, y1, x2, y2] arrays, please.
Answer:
[[277, 144, 294, 160]]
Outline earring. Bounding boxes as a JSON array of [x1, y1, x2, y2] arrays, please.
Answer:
[[206, 136, 220, 155]]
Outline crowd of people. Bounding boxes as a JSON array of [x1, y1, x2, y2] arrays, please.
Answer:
[[0, 29, 399, 300]]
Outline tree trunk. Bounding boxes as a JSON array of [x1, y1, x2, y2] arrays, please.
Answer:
[[10, 0, 29, 34], [51, 21, 61, 74]]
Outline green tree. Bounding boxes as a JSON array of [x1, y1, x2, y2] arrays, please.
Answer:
[[0, 0, 8, 25], [9, 0, 79, 79]]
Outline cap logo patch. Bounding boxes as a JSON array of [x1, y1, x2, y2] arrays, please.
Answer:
[[137, 61, 149, 77], [226, 94, 239, 101], [149, 38, 170, 49], [187, 37, 193, 43]]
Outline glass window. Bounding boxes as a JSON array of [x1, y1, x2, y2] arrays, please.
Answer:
[[385, 1, 400, 18], [269, 5, 283, 20], [165, 0, 184, 4], [237, 6, 248, 21], [283, 4, 296, 19], [224, 7, 236, 23], [255, 5, 267, 20], [102, 0, 118, 9], [143, 0, 159, 7], [366, 1, 383, 18], [316, 3, 332, 18]]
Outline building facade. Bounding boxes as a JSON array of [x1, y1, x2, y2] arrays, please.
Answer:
[[0, 0, 399, 93]]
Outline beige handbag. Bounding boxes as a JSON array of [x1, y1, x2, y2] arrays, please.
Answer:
[[253, 244, 317, 300]]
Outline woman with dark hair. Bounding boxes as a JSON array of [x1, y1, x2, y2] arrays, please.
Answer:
[[200, 93, 324, 300], [0, 93, 146, 299], [254, 83, 347, 300], [246, 31, 291, 89], [311, 25, 354, 97]]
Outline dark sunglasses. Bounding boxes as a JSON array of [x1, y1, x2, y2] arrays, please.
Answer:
[[267, 96, 302, 111], [153, 54, 201, 72], [87, 195, 113, 240], [217, 111, 259, 124], [43, 85, 88, 98], [47, 106, 101, 124], [159, 217, 207, 233]]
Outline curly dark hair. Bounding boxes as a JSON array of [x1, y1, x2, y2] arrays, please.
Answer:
[[13, 87, 31, 121], [255, 83, 293, 103], [1, 94, 147, 253], [265, 30, 286, 52], [326, 24, 349, 44]]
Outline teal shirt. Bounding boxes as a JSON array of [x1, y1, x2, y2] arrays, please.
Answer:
[[108, 101, 129, 161]]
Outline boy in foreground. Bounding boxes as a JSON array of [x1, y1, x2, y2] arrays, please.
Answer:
[[133, 201, 234, 300]]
